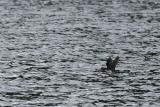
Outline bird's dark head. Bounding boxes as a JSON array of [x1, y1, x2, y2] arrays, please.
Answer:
[[106, 57, 112, 70]]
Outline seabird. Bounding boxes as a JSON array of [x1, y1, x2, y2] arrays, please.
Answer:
[[106, 56, 119, 72]]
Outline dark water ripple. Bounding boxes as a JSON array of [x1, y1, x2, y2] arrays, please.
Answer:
[[0, 0, 160, 107]]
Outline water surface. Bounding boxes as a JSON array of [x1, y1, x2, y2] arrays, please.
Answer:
[[0, 0, 160, 107]]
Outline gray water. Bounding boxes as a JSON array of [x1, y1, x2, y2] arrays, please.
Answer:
[[0, 0, 160, 107]]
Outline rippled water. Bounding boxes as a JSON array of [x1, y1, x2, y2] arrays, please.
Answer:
[[0, 0, 160, 107]]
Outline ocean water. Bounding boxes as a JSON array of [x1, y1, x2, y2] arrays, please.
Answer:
[[0, 0, 160, 107]]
